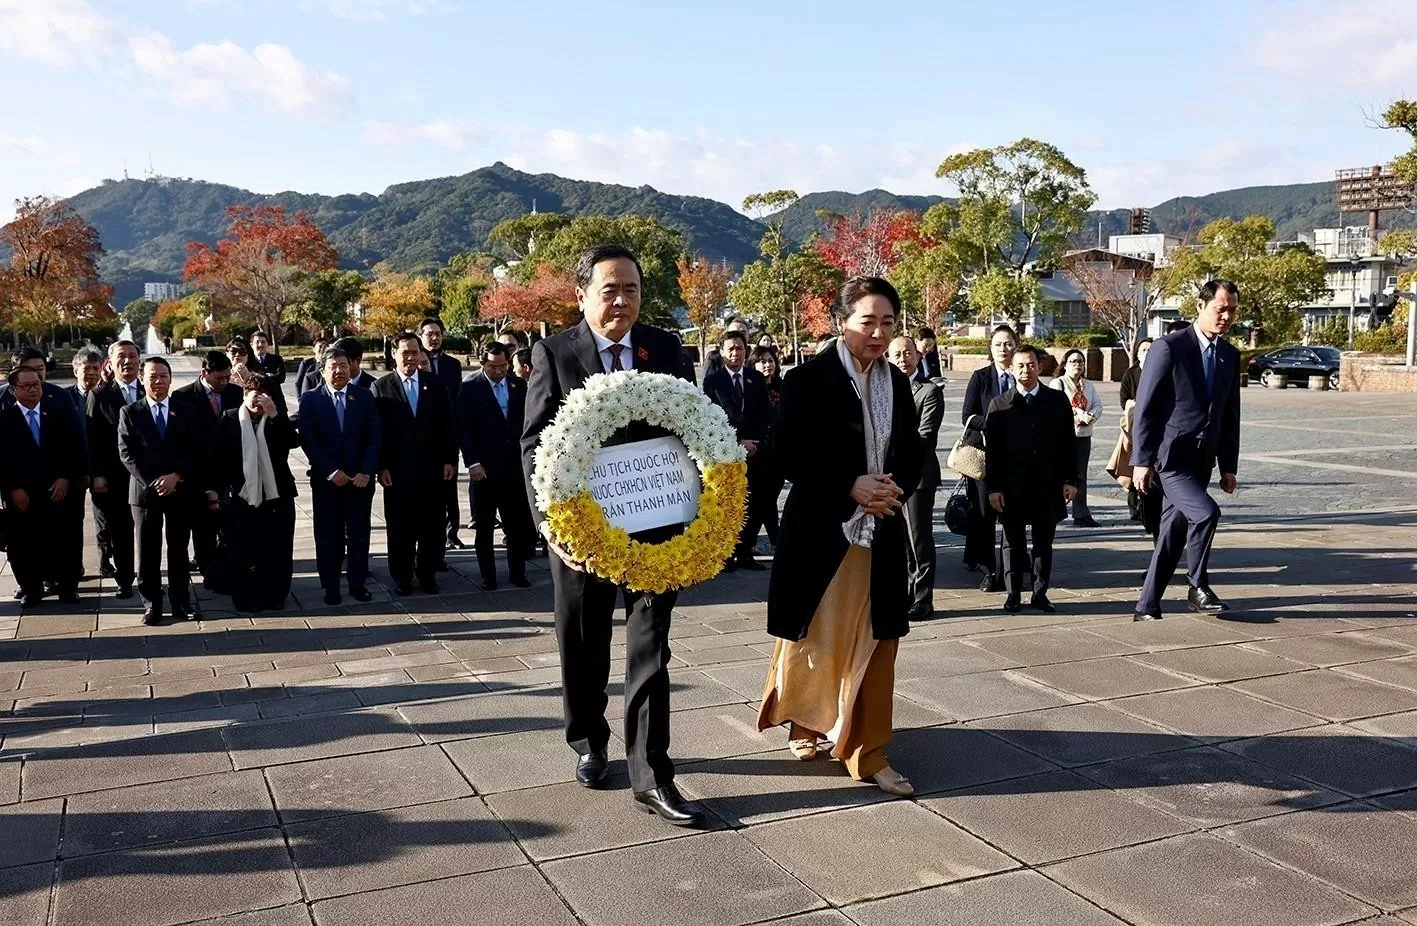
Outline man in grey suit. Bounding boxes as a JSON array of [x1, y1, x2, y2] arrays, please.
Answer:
[[888, 336, 944, 619]]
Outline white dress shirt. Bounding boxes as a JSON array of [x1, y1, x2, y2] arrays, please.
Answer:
[[589, 329, 634, 373]]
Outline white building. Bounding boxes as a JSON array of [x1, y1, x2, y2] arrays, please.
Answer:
[[1109, 233, 1183, 267], [143, 281, 185, 303]]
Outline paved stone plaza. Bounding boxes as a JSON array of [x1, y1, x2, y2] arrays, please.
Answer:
[[3, 372, 1417, 926]]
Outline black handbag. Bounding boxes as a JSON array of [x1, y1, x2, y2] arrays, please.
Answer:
[[943, 477, 972, 536]]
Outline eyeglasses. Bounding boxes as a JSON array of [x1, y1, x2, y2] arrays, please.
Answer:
[[12, 382, 41, 390]]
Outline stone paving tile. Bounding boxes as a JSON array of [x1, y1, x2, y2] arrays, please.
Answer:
[[924, 769, 1191, 863], [1373, 788, 1417, 820], [677, 752, 892, 827], [1106, 685, 1326, 741], [541, 831, 823, 926], [1229, 669, 1417, 722], [64, 770, 276, 856], [0, 863, 52, 926], [1046, 833, 1375, 926], [672, 643, 770, 667], [1078, 744, 1345, 826], [21, 729, 232, 799], [888, 725, 1057, 797], [754, 913, 854, 926], [845, 869, 1127, 926], [1082, 615, 1259, 650], [309, 865, 578, 926], [395, 688, 562, 744], [0, 797, 62, 868], [744, 801, 1017, 904], [977, 701, 1191, 768], [484, 773, 724, 861], [225, 707, 423, 770], [265, 744, 473, 822], [441, 727, 586, 794], [1240, 633, 1414, 667], [652, 703, 779, 763], [1133, 644, 1315, 682], [1223, 724, 1417, 798], [285, 796, 527, 900], [256, 691, 362, 720], [1014, 655, 1202, 701], [896, 671, 1081, 721], [701, 661, 772, 700], [154, 703, 262, 735], [968, 627, 1143, 666], [52, 828, 301, 926], [1335, 655, 1417, 692], [606, 670, 748, 719], [1351, 709, 1417, 741], [1222, 802, 1417, 911], [892, 638, 1022, 679], [182, 905, 313, 926]]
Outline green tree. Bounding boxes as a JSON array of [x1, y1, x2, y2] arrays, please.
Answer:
[[1158, 216, 1329, 344], [436, 252, 496, 340], [929, 138, 1095, 326], [292, 269, 365, 336], [121, 298, 158, 333], [485, 213, 573, 263], [740, 190, 801, 355]]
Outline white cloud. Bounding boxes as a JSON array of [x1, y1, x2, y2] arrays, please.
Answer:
[[0, 0, 121, 65], [128, 32, 351, 115], [0, 135, 48, 156], [1254, 0, 1417, 94], [303, 0, 459, 20], [363, 118, 478, 148]]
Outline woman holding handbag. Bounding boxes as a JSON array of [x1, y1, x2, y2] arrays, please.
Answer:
[[1050, 349, 1103, 527]]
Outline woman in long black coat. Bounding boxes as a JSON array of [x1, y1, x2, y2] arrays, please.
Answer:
[[757, 277, 924, 797], [959, 325, 1018, 590], [205, 371, 298, 612]]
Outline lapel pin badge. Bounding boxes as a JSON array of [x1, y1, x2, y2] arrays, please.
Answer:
[[637, 346, 650, 362]]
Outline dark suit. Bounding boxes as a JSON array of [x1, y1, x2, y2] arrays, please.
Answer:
[[87, 378, 145, 589], [352, 370, 377, 390], [1133, 326, 1241, 614], [767, 349, 924, 641], [293, 356, 323, 398], [703, 363, 772, 561], [373, 370, 457, 588], [252, 351, 286, 384], [960, 364, 1015, 574], [118, 397, 201, 616], [0, 400, 85, 596], [209, 408, 299, 610], [299, 382, 381, 594], [914, 347, 943, 382], [428, 350, 466, 547], [904, 379, 944, 613], [521, 320, 690, 792], [457, 371, 533, 584], [172, 378, 243, 574], [984, 387, 1078, 595]]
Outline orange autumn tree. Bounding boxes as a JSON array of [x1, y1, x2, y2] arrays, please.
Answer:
[[183, 204, 338, 343], [676, 254, 732, 356], [360, 271, 435, 336], [0, 195, 113, 337], [479, 262, 579, 334]]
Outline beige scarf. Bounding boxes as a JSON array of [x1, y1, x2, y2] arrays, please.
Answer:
[[837, 339, 894, 548], [238, 403, 281, 507]]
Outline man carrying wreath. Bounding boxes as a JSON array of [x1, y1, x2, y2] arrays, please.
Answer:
[[521, 245, 705, 827]]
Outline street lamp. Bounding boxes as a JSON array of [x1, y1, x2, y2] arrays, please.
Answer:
[[1392, 290, 1417, 369], [1346, 250, 1363, 350]]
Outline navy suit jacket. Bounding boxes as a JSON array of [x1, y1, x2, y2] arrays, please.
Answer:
[[1, 380, 89, 470], [427, 351, 464, 401], [1132, 326, 1241, 476], [372, 370, 458, 484], [117, 399, 201, 506], [457, 371, 526, 483], [298, 382, 381, 483], [293, 357, 322, 397], [0, 400, 85, 496], [702, 364, 772, 443]]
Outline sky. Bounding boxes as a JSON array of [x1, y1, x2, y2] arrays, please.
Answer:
[[3, 0, 1417, 221]]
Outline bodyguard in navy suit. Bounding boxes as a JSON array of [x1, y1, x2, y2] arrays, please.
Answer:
[[1132, 279, 1242, 620], [298, 346, 381, 605], [374, 332, 458, 595], [171, 351, 242, 576], [701, 330, 772, 569], [457, 342, 533, 590], [420, 317, 466, 552], [118, 358, 201, 625]]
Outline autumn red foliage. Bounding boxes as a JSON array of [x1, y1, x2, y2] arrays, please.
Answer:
[[0, 195, 113, 335], [813, 210, 924, 278], [479, 262, 580, 333]]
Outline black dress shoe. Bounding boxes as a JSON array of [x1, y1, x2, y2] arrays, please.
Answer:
[[633, 784, 706, 827], [1029, 592, 1057, 613], [980, 573, 1002, 593], [420, 580, 440, 595], [350, 585, 373, 603], [575, 750, 609, 788], [510, 576, 532, 589], [446, 536, 467, 550], [1003, 592, 1021, 614], [17, 590, 42, 609], [1188, 585, 1230, 613], [481, 578, 499, 592], [1133, 611, 1163, 622], [395, 582, 413, 596], [736, 558, 767, 572], [172, 606, 194, 622], [324, 590, 342, 606], [115, 586, 134, 600], [141, 611, 163, 626], [99, 558, 117, 578], [906, 604, 935, 620], [57, 590, 81, 606]]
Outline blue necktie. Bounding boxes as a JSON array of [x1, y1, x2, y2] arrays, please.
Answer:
[[1204, 342, 1216, 397], [494, 380, 508, 416], [26, 409, 40, 445], [999, 372, 1012, 394], [153, 403, 166, 439], [405, 377, 418, 415], [334, 391, 345, 431]]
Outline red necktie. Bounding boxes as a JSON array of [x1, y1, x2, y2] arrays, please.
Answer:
[[209, 391, 220, 416], [609, 344, 625, 372]]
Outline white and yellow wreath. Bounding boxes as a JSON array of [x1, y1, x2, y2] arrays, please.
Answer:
[[532, 370, 749, 593]]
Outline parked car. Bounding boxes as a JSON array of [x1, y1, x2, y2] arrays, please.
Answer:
[[1247, 345, 1341, 389]]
